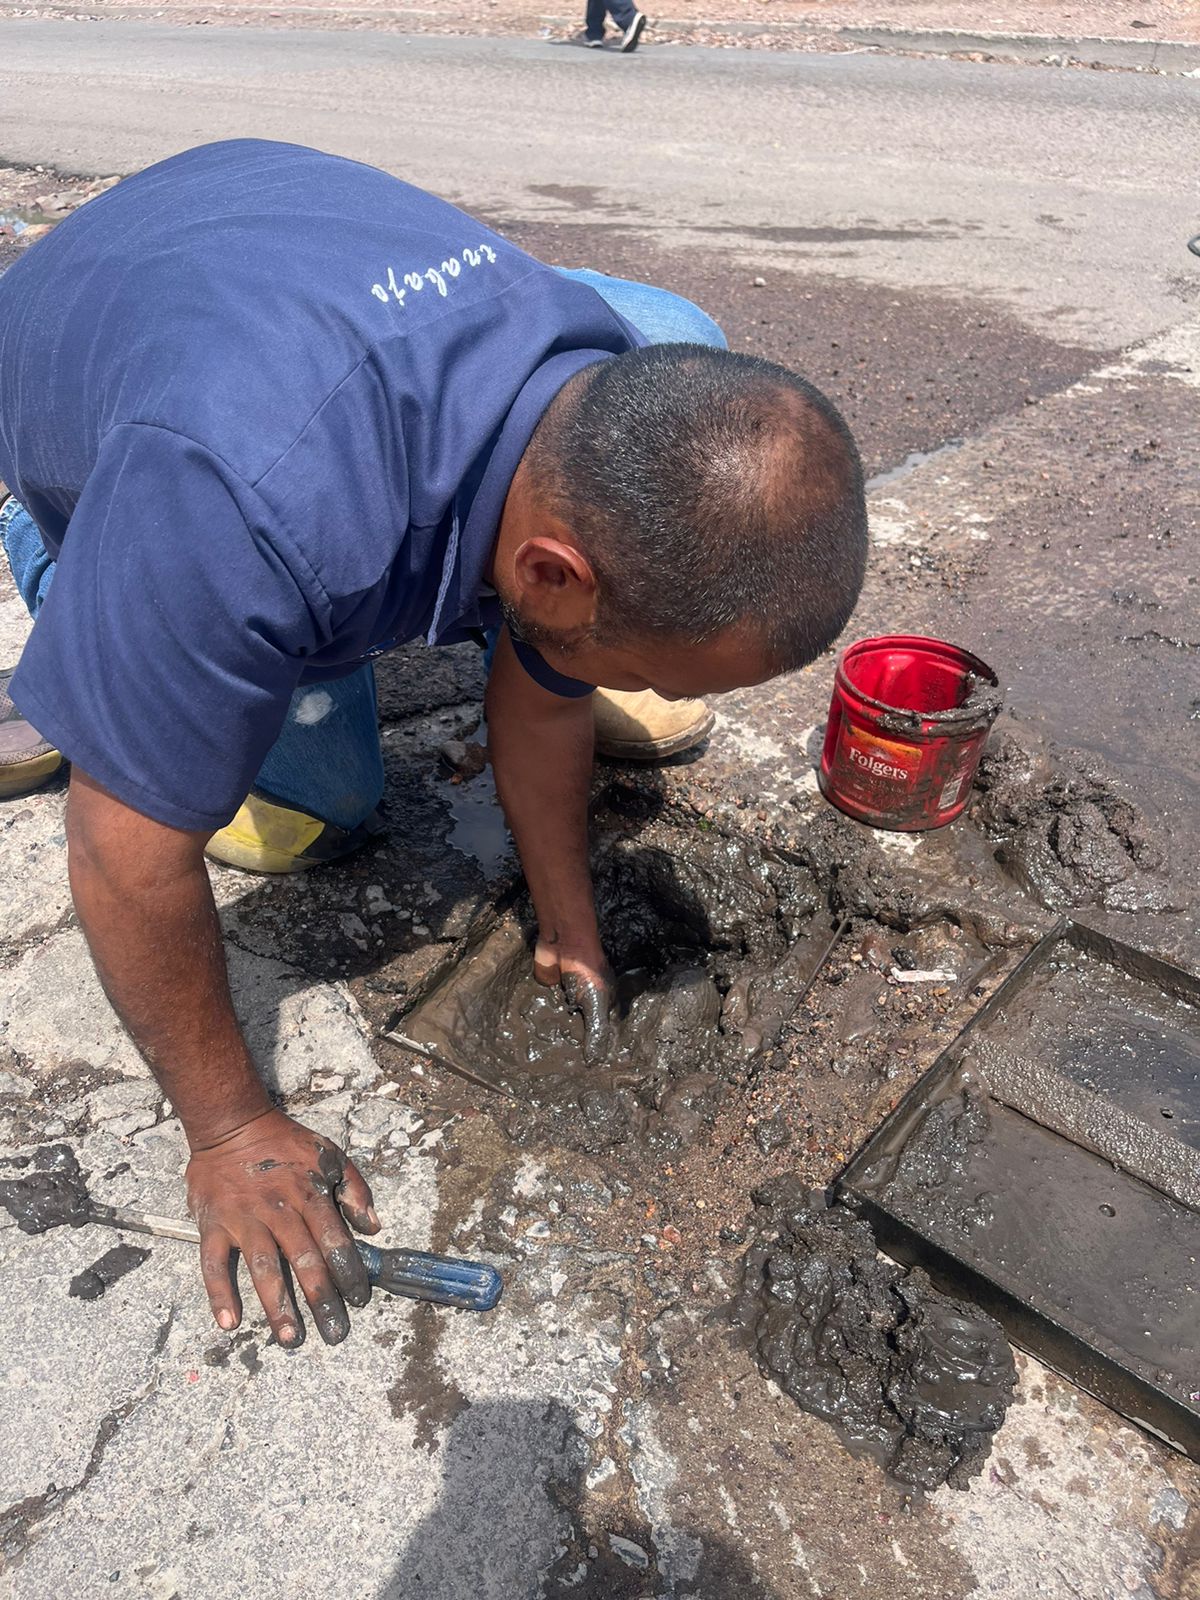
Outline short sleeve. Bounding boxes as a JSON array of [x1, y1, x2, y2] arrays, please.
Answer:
[[511, 637, 595, 699], [10, 424, 323, 830]]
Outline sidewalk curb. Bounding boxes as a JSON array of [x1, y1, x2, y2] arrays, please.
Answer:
[[540, 10, 1200, 71], [835, 25, 1200, 73], [2, 0, 1198, 70]]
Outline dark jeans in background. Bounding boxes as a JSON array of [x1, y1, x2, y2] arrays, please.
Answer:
[[585, 0, 638, 39]]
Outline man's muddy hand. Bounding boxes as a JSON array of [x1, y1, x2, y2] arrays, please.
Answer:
[[186, 1109, 380, 1348], [533, 937, 615, 1064]]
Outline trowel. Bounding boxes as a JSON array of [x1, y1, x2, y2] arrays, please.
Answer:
[[74, 1201, 503, 1312]]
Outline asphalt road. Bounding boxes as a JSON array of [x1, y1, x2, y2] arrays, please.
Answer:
[[1, 21, 1197, 349]]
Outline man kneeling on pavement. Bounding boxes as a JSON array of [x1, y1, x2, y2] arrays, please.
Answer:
[[0, 140, 867, 1348]]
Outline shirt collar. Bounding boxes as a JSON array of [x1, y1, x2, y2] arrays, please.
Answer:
[[426, 348, 616, 644]]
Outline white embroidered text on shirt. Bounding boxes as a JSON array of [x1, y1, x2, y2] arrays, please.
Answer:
[[371, 244, 499, 308]]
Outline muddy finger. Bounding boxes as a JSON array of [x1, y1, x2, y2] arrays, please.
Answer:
[[564, 972, 612, 1064], [242, 1224, 305, 1348], [198, 1224, 241, 1333], [273, 1215, 351, 1345], [334, 1156, 380, 1238], [306, 1194, 371, 1309]]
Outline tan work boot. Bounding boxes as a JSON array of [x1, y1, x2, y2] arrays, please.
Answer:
[[0, 669, 63, 797], [592, 688, 714, 762]]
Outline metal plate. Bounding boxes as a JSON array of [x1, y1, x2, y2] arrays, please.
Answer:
[[836, 919, 1200, 1460]]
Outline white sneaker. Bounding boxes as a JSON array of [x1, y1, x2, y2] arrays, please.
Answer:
[[619, 10, 646, 50]]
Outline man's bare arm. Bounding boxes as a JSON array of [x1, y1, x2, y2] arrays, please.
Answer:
[[485, 627, 612, 1057], [67, 769, 379, 1345]]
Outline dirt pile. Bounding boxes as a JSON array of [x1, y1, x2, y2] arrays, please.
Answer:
[[732, 1178, 1015, 1491]]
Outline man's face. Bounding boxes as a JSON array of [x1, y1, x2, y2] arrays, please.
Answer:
[[493, 461, 783, 699], [521, 619, 781, 700]]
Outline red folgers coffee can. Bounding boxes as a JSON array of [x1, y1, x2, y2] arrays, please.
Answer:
[[818, 635, 1001, 831]]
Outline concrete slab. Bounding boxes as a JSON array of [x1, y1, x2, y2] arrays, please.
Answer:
[[0, 928, 379, 1099]]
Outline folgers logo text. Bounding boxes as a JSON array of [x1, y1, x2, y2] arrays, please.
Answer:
[[848, 745, 911, 782]]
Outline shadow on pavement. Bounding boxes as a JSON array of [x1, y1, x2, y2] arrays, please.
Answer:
[[379, 1397, 782, 1600]]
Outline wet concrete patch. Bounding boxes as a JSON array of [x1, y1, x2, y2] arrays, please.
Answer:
[[973, 733, 1178, 914], [841, 920, 1200, 1459], [0, 1143, 92, 1233], [733, 1178, 1015, 1491], [390, 808, 824, 1151]]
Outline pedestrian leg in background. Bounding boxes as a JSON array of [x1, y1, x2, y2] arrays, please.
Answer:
[[0, 494, 63, 795], [583, 0, 646, 51], [205, 665, 386, 874]]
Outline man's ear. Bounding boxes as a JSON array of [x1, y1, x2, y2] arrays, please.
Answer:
[[512, 536, 598, 629]]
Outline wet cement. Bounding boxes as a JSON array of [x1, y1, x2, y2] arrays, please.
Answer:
[[0, 1144, 93, 1234], [984, 941, 1200, 1149], [0, 1145, 156, 1303], [731, 1178, 1016, 1492], [845, 932, 1200, 1442], [973, 733, 1177, 914], [393, 820, 823, 1152], [68, 1242, 151, 1301], [878, 1102, 1200, 1414]]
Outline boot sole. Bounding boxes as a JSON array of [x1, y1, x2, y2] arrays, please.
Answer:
[[204, 834, 318, 874], [0, 750, 63, 797], [595, 709, 715, 762]]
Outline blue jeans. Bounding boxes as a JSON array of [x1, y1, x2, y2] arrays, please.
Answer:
[[584, 0, 637, 37], [1, 269, 725, 829]]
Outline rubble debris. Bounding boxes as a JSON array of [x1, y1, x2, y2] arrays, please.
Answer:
[[732, 1178, 1015, 1491]]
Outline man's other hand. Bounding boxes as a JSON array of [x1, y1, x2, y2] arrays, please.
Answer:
[[186, 1109, 380, 1347], [533, 936, 615, 1064]]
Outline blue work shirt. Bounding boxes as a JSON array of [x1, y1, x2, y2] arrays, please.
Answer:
[[0, 140, 646, 830]]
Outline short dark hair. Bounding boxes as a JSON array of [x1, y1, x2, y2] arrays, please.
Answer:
[[526, 344, 867, 670]]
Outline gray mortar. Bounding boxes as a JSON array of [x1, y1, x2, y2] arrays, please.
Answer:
[[68, 1240, 151, 1300], [0, 1144, 92, 1234], [731, 1178, 1016, 1492], [394, 815, 825, 1154], [979, 1041, 1200, 1213], [973, 733, 1180, 915]]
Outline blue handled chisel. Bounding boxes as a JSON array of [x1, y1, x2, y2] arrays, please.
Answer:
[[88, 1203, 503, 1313]]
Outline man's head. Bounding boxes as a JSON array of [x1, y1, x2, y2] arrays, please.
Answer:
[[493, 344, 868, 697]]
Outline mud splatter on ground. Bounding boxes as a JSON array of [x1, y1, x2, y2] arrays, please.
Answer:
[[0, 1144, 92, 1234], [68, 1241, 151, 1300], [732, 1177, 1016, 1491], [387, 1301, 472, 1451]]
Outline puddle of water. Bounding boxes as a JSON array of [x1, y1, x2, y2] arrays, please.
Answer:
[[865, 439, 963, 493], [0, 209, 58, 233], [445, 774, 515, 881]]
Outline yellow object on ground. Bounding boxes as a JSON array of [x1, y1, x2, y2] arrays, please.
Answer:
[[205, 791, 328, 874]]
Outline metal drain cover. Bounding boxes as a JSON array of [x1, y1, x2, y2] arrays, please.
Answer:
[[838, 919, 1200, 1460]]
